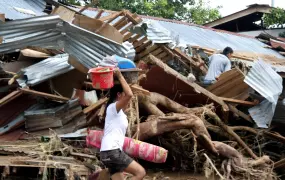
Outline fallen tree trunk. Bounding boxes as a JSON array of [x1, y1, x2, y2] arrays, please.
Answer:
[[138, 92, 258, 160], [135, 113, 244, 161], [138, 92, 214, 116]]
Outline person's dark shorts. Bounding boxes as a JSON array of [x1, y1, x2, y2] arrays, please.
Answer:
[[100, 149, 133, 175]]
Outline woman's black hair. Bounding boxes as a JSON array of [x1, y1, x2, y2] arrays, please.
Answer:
[[106, 84, 123, 108], [222, 47, 234, 56]]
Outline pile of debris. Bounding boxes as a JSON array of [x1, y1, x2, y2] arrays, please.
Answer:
[[1, 1, 285, 179]]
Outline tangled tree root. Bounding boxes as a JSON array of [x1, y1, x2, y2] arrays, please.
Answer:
[[135, 92, 278, 180]]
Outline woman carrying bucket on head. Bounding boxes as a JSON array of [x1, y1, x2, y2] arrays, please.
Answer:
[[100, 68, 146, 180]]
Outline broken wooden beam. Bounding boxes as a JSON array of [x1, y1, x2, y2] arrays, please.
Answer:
[[220, 97, 258, 106], [20, 88, 70, 102], [70, 151, 97, 160], [123, 32, 133, 41], [0, 90, 22, 108], [173, 48, 207, 75], [145, 55, 229, 112], [83, 97, 109, 114], [136, 40, 152, 53], [99, 11, 123, 22], [125, 11, 142, 24], [227, 104, 253, 123], [94, 9, 104, 19]]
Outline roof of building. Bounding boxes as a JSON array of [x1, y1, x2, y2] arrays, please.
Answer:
[[0, 1, 284, 62], [0, 0, 47, 20], [204, 4, 272, 32], [74, 6, 284, 61], [0, 15, 134, 69]]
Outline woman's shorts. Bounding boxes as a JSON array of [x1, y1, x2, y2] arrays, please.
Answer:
[[100, 149, 133, 175]]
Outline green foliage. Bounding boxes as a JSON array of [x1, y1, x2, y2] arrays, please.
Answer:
[[95, 0, 221, 25], [63, 0, 81, 6], [263, 7, 285, 28], [187, 0, 222, 24]]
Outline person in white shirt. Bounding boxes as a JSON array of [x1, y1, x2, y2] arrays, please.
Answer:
[[203, 47, 234, 85], [100, 69, 146, 180]]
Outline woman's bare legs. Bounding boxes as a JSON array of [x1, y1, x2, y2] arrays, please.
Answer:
[[111, 172, 124, 180], [124, 161, 146, 180]]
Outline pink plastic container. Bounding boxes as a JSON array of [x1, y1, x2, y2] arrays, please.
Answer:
[[86, 130, 168, 163]]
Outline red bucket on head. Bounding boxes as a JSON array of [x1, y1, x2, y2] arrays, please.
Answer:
[[89, 67, 114, 89]]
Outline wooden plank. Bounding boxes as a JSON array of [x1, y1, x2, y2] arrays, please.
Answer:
[[131, 13, 143, 24], [220, 97, 258, 106], [99, 11, 122, 22], [228, 104, 253, 123], [160, 45, 175, 58], [156, 46, 190, 71], [51, 6, 75, 22], [73, 14, 123, 44], [20, 88, 70, 102], [125, 11, 142, 24], [0, 14, 5, 22], [113, 17, 126, 28], [0, 91, 22, 108], [115, 19, 129, 30], [123, 32, 133, 41], [157, 52, 168, 59], [94, 9, 104, 19], [173, 48, 207, 75], [207, 69, 242, 91], [136, 45, 158, 59], [147, 55, 229, 112], [120, 23, 133, 34], [134, 36, 148, 48], [204, 6, 271, 28], [129, 34, 141, 43], [161, 55, 172, 62], [135, 40, 152, 53], [83, 97, 109, 114], [78, 1, 97, 14], [207, 69, 250, 100], [151, 48, 163, 56]]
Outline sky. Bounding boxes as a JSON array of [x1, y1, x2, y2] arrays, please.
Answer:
[[209, 0, 285, 17]]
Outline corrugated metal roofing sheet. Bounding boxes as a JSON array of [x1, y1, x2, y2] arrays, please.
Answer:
[[0, 15, 133, 69], [17, 54, 73, 87], [148, 19, 284, 59], [244, 60, 283, 128], [78, 8, 285, 60], [0, 0, 46, 20]]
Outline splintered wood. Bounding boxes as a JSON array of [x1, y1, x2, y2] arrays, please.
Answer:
[[207, 68, 250, 100], [83, 97, 108, 114], [20, 88, 70, 102]]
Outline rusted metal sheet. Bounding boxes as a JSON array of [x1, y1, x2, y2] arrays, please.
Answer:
[[207, 68, 250, 100], [0, 128, 25, 141], [270, 39, 285, 51], [139, 55, 229, 111]]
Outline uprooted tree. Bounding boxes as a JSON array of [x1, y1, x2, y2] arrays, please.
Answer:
[[123, 92, 277, 180]]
